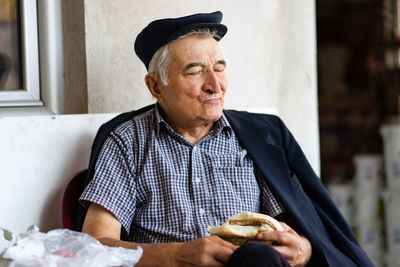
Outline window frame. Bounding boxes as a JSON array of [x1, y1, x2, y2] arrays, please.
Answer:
[[0, 0, 64, 114], [0, 0, 42, 107]]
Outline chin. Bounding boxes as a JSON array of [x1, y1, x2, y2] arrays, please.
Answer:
[[204, 108, 223, 122]]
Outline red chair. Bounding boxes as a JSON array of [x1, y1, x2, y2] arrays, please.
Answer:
[[60, 169, 88, 230]]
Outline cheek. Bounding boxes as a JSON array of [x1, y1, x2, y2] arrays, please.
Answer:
[[221, 79, 228, 92], [182, 82, 203, 98], [218, 74, 228, 89], [165, 82, 196, 99]]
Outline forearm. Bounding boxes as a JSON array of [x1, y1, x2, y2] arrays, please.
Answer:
[[82, 203, 183, 266], [98, 236, 182, 267], [82, 204, 234, 266]]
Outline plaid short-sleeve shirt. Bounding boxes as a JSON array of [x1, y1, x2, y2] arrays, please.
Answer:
[[80, 104, 284, 243]]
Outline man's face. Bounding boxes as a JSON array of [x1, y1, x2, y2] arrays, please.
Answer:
[[157, 35, 228, 128]]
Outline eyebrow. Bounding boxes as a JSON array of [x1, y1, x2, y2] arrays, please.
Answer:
[[217, 60, 226, 67], [183, 60, 227, 72], [183, 62, 202, 72]]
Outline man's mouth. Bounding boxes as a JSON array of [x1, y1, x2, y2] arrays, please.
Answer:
[[203, 95, 222, 103], [204, 98, 221, 103]]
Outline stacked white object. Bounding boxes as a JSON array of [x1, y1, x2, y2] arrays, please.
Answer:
[[380, 125, 400, 189], [352, 154, 384, 266], [381, 124, 400, 266], [327, 182, 354, 227], [382, 192, 400, 267]]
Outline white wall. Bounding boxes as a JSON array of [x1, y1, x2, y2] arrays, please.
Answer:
[[82, 0, 320, 174], [0, 114, 116, 242], [0, 0, 319, 248]]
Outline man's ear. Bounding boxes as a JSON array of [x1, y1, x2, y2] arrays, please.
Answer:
[[145, 73, 163, 102]]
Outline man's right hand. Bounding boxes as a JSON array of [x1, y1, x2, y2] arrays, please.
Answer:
[[82, 203, 237, 267], [172, 236, 237, 267]]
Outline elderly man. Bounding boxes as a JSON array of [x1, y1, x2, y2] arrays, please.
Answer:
[[79, 11, 373, 266]]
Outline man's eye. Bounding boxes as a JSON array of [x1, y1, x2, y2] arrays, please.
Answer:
[[186, 71, 201, 75], [214, 65, 225, 72]]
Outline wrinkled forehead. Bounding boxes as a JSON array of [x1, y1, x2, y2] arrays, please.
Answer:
[[168, 36, 225, 68]]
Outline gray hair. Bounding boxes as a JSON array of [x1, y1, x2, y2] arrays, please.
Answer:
[[147, 28, 222, 86]]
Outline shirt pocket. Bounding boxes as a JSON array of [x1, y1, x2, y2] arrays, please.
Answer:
[[210, 166, 260, 221], [206, 149, 252, 168]]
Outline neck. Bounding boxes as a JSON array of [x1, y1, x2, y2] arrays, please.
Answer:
[[157, 103, 218, 145], [173, 122, 214, 145]]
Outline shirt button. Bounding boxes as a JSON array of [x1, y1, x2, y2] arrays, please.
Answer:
[[193, 146, 197, 152], [195, 177, 201, 183], [199, 208, 205, 215]]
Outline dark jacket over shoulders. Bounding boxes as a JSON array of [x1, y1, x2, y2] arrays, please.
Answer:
[[224, 109, 373, 266], [77, 105, 374, 266]]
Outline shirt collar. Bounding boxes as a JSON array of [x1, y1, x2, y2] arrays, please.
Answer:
[[153, 102, 166, 134], [214, 112, 233, 138], [153, 102, 232, 139]]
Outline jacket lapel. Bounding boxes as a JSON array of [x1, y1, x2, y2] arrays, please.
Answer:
[[224, 110, 321, 229], [224, 110, 298, 209]]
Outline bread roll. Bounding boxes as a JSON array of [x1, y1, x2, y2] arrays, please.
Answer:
[[207, 212, 283, 245]]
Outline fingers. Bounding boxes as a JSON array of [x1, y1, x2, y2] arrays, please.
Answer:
[[208, 236, 238, 264], [271, 235, 302, 264], [280, 222, 294, 233], [213, 245, 237, 264], [271, 236, 312, 267], [212, 235, 239, 251], [256, 230, 293, 245], [176, 236, 237, 267], [256, 222, 298, 244], [255, 223, 311, 266]]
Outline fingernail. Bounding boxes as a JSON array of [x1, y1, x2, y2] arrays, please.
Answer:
[[256, 233, 262, 239]]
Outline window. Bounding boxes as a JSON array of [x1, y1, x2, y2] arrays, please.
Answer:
[[0, 0, 64, 114], [0, 0, 21, 90], [0, 0, 41, 107]]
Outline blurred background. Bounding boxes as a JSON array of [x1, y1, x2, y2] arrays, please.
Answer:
[[1, 0, 400, 266], [317, 0, 399, 185], [317, 0, 400, 265]]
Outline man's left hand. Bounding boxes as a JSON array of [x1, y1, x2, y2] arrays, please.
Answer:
[[255, 222, 312, 267]]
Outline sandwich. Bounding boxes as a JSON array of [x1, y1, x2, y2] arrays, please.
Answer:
[[207, 211, 283, 246]]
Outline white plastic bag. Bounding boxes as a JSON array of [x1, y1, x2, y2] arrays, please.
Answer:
[[0, 225, 142, 267]]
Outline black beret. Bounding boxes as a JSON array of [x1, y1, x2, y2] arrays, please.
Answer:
[[134, 11, 227, 70]]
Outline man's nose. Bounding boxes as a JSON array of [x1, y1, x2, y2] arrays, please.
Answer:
[[202, 70, 221, 94]]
